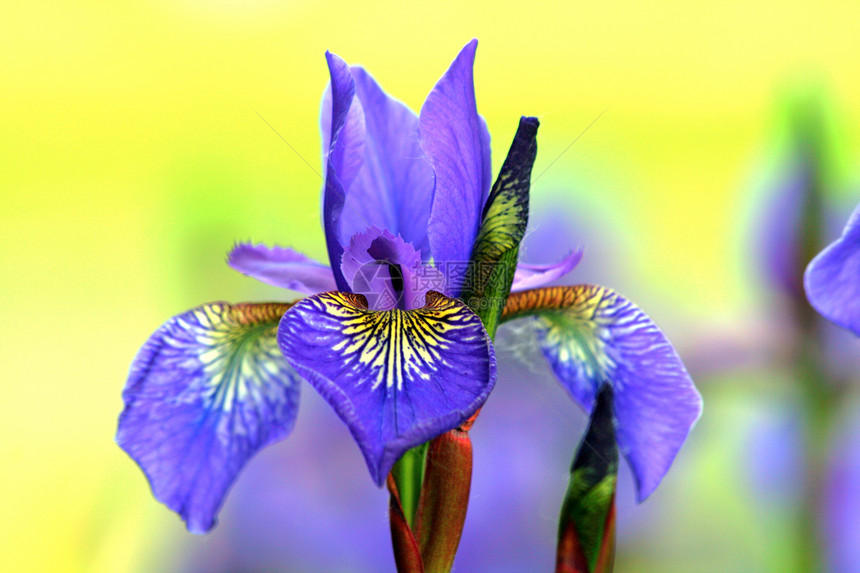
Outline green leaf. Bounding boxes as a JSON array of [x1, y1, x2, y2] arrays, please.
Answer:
[[392, 443, 429, 527], [461, 116, 539, 336], [556, 384, 618, 573]]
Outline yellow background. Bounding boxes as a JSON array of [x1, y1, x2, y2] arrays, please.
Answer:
[[3, 1, 860, 571]]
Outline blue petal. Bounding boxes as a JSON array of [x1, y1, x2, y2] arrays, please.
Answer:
[[278, 291, 495, 486], [419, 39, 492, 295], [805, 203, 860, 336], [506, 286, 702, 501], [228, 243, 337, 294], [335, 67, 435, 259], [116, 302, 300, 533], [321, 51, 364, 291], [511, 249, 584, 291]]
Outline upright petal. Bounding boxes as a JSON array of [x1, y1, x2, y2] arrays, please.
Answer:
[[805, 203, 860, 336], [340, 226, 430, 311], [321, 51, 364, 291], [116, 302, 301, 533], [420, 39, 492, 294], [512, 250, 584, 292], [278, 291, 495, 486], [228, 243, 336, 294], [337, 68, 435, 259], [501, 286, 702, 501]]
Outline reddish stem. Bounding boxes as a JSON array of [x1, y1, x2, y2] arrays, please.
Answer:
[[387, 474, 425, 573]]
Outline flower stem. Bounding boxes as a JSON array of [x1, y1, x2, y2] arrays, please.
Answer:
[[387, 475, 425, 573], [555, 384, 618, 573], [794, 321, 838, 573], [392, 443, 429, 527], [789, 112, 840, 573], [416, 425, 474, 573]]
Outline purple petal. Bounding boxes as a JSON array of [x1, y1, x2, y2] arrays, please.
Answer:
[[805, 203, 860, 336], [116, 302, 301, 533], [420, 39, 492, 294], [335, 68, 435, 259], [522, 285, 702, 501], [228, 243, 336, 294], [321, 51, 364, 291], [511, 249, 584, 291], [340, 226, 430, 311], [278, 291, 495, 486], [824, 410, 860, 572]]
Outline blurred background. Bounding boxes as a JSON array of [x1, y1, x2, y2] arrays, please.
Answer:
[[3, 1, 860, 571]]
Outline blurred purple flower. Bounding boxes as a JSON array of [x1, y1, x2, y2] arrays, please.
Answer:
[[824, 407, 860, 573], [801, 193, 860, 573], [805, 203, 860, 337], [749, 100, 860, 572]]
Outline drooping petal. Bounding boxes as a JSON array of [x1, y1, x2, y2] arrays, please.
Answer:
[[340, 226, 430, 311], [278, 290, 495, 486], [512, 249, 584, 292], [420, 39, 492, 295], [116, 302, 301, 533], [228, 243, 337, 294], [321, 51, 364, 291], [501, 286, 702, 501], [335, 68, 435, 259], [805, 203, 860, 336]]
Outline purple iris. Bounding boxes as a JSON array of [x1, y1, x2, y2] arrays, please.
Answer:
[[116, 39, 699, 536]]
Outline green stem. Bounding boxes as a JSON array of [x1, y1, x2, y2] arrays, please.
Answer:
[[794, 329, 838, 573], [793, 247, 838, 572], [790, 112, 840, 573], [392, 443, 428, 528]]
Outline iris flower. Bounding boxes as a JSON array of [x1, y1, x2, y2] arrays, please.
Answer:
[[117, 39, 701, 536]]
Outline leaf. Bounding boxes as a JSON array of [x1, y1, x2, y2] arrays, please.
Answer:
[[556, 384, 618, 573], [460, 116, 539, 336]]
